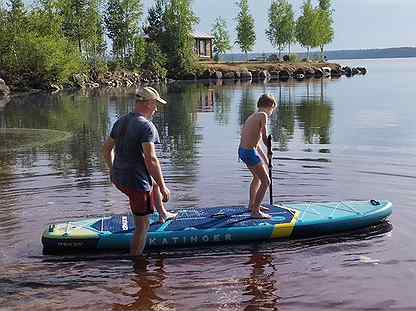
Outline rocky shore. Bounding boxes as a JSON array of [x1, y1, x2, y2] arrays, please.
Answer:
[[0, 62, 366, 106]]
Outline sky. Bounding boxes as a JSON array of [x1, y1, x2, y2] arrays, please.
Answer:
[[142, 0, 416, 53]]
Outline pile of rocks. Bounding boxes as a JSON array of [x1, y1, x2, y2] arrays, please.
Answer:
[[193, 65, 366, 82]]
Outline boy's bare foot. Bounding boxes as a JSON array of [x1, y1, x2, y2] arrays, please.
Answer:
[[248, 205, 270, 212], [251, 210, 272, 219], [260, 205, 270, 212], [159, 211, 178, 224]]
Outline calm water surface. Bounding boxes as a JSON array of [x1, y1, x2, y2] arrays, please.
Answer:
[[0, 58, 415, 310]]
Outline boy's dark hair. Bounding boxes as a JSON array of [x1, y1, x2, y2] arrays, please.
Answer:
[[257, 94, 277, 108]]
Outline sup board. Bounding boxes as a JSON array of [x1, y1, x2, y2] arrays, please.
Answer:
[[41, 200, 392, 253]]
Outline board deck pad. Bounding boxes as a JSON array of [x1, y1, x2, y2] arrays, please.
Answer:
[[90, 206, 295, 234]]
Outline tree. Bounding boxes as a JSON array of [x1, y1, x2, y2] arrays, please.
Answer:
[[143, 0, 167, 43], [266, 0, 295, 57], [105, 0, 143, 65], [84, 0, 106, 68], [315, 0, 334, 60], [296, 0, 317, 59], [211, 17, 231, 61], [163, 0, 199, 76], [235, 0, 255, 59]]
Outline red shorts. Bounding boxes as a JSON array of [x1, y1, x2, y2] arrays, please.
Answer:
[[114, 184, 156, 216]]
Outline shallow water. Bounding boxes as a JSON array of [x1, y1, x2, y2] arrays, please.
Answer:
[[0, 58, 415, 310]]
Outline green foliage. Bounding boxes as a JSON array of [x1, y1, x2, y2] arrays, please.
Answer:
[[286, 53, 299, 63], [266, 0, 295, 57], [318, 0, 331, 11], [0, 0, 85, 87], [143, 41, 167, 79], [235, 0, 256, 57], [315, 0, 334, 59], [295, 0, 317, 59], [143, 0, 167, 42], [211, 16, 231, 59], [130, 35, 146, 70], [105, 0, 143, 64], [163, 0, 199, 76]]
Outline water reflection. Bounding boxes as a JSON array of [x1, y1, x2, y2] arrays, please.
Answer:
[[243, 252, 280, 311], [112, 257, 170, 311]]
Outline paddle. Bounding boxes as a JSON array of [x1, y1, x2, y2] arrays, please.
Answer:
[[266, 134, 273, 205]]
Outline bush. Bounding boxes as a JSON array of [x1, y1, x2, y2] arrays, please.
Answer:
[[2, 32, 85, 87]]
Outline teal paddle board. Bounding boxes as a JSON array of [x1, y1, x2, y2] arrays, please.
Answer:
[[41, 199, 392, 253]]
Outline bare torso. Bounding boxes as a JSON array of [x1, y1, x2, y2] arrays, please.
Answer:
[[239, 111, 267, 149]]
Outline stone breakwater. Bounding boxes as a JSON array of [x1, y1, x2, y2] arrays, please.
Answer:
[[0, 62, 366, 96], [68, 62, 365, 89], [190, 62, 367, 81]]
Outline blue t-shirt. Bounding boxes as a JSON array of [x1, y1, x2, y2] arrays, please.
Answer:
[[110, 112, 160, 191]]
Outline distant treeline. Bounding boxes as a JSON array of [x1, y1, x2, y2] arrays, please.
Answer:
[[222, 47, 416, 62]]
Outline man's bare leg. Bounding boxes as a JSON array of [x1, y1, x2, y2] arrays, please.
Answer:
[[153, 183, 177, 223], [130, 215, 149, 256], [248, 164, 271, 219]]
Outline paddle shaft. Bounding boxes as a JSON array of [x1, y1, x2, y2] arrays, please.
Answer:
[[267, 135, 273, 205]]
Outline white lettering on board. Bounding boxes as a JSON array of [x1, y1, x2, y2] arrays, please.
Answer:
[[122, 216, 128, 231]]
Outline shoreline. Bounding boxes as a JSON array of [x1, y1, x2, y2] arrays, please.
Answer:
[[0, 61, 366, 99]]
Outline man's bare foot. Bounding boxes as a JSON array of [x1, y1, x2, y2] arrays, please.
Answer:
[[251, 210, 272, 219], [159, 211, 178, 224]]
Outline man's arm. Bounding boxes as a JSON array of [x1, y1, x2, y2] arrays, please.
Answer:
[[102, 137, 115, 173], [142, 142, 170, 202]]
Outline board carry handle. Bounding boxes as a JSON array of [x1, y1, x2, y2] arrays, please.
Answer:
[[267, 134, 273, 205]]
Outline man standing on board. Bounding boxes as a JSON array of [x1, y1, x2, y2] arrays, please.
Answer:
[[102, 87, 177, 256]]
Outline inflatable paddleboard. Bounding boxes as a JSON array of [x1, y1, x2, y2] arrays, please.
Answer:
[[42, 200, 392, 253]]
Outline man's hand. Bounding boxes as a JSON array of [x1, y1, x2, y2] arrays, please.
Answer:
[[160, 185, 171, 202]]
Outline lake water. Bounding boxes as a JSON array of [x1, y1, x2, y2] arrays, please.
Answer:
[[0, 58, 415, 310]]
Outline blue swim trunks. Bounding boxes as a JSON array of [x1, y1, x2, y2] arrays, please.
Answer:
[[238, 147, 262, 167]]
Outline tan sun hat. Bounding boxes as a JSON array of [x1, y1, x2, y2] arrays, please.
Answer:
[[135, 86, 167, 104]]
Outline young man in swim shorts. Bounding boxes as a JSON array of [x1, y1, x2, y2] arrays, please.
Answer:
[[238, 94, 277, 219]]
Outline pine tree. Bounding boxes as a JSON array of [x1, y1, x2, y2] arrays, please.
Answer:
[[235, 0, 255, 60], [143, 0, 167, 43]]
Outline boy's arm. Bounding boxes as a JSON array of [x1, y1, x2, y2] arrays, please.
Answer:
[[260, 112, 269, 147], [257, 145, 268, 164]]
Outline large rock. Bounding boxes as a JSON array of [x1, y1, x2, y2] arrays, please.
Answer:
[[304, 68, 315, 78], [279, 70, 290, 80], [211, 71, 223, 80], [223, 71, 236, 79], [294, 68, 305, 80], [0, 78, 10, 96], [269, 71, 279, 80], [240, 69, 252, 80], [314, 68, 324, 78]]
